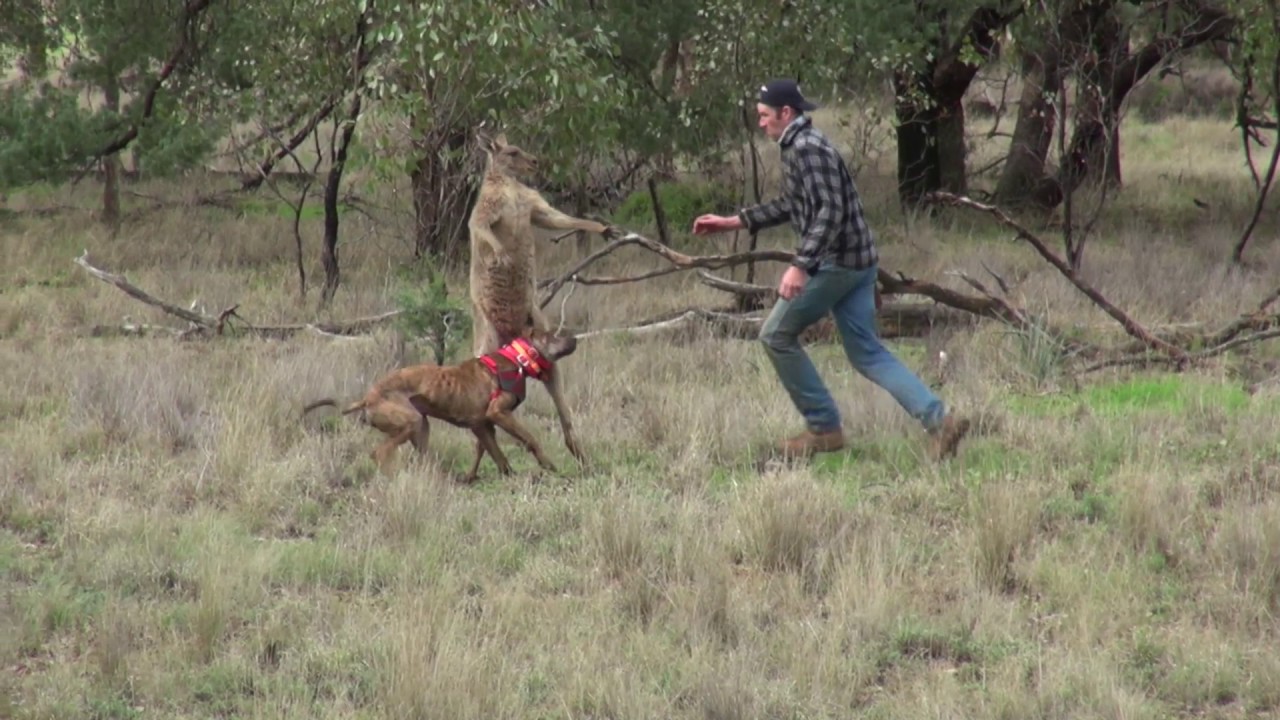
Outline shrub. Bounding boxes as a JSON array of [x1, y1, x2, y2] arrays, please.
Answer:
[[612, 180, 740, 234], [392, 261, 471, 366]]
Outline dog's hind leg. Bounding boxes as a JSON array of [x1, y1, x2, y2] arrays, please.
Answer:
[[366, 397, 424, 476], [463, 422, 511, 484], [410, 417, 430, 456], [372, 428, 415, 477]]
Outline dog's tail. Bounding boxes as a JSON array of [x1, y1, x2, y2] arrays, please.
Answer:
[[301, 397, 367, 416]]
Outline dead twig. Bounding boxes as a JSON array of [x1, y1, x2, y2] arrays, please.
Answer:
[[556, 279, 577, 335], [696, 270, 773, 302]]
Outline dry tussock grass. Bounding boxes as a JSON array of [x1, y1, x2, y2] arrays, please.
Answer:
[[3, 111, 1280, 719]]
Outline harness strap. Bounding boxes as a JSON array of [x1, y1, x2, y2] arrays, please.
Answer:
[[478, 337, 553, 409]]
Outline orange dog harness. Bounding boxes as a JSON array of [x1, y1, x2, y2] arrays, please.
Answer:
[[478, 338, 552, 408]]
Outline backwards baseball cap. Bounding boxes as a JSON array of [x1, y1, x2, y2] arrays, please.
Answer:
[[758, 78, 819, 112]]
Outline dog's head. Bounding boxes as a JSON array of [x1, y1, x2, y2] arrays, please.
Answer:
[[523, 329, 578, 363]]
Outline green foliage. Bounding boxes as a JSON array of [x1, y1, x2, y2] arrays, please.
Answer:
[[0, 86, 115, 188], [1222, 0, 1279, 127], [562, 0, 883, 168], [0, 0, 363, 191], [612, 179, 739, 232], [130, 94, 225, 177], [367, 0, 624, 186], [392, 262, 472, 366]]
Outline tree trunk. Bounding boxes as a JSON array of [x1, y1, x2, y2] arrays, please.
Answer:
[[895, 71, 973, 208], [894, 68, 943, 209], [936, 97, 968, 195], [410, 121, 476, 268], [1060, 9, 1127, 194], [101, 74, 121, 231], [319, 1, 373, 309], [1003, 2, 1236, 210], [892, 4, 1021, 209], [994, 47, 1065, 209], [320, 103, 362, 308]]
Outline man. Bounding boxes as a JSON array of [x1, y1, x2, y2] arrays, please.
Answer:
[[692, 78, 970, 464]]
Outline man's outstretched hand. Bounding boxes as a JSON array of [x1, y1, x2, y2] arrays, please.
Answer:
[[691, 213, 743, 236]]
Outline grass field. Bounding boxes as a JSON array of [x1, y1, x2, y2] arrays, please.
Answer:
[[3, 106, 1280, 719]]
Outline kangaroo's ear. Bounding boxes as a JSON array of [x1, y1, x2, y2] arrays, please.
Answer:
[[492, 132, 508, 149], [475, 122, 495, 152]]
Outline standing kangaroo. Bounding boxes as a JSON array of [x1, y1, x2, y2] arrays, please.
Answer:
[[466, 130, 613, 463]]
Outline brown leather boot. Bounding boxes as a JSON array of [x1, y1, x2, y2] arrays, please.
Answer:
[[928, 414, 971, 461], [757, 428, 845, 470]]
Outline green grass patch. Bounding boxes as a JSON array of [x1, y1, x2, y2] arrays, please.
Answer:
[[1010, 374, 1249, 418]]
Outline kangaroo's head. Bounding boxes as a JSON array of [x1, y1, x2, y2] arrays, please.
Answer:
[[478, 130, 539, 178]]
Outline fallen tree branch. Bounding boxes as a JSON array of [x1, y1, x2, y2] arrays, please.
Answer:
[[74, 251, 403, 339], [924, 191, 1190, 365], [573, 308, 764, 340], [538, 233, 644, 305], [539, 229, 1036, 332], [1080, 327, 1280, 374], [540, 226, 1270, 369], [538, 231, 794, 309], [75, 250, 216, 328], [697, 269, 772, 301]]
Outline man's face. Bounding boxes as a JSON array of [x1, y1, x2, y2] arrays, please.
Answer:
[[756, 103, 794, 141]]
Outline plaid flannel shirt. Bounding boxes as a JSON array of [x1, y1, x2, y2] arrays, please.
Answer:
[[738, 115, 877, 274]]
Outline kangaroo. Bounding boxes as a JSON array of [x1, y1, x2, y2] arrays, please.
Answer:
[[466, 129, 614, 464]]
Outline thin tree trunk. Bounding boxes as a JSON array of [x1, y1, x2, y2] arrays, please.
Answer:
[[101, 73, 122, 231], [319, 1, 374, 308]]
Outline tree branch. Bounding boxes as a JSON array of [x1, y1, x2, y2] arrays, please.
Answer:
[[240, 95, 341, 191], [924, 191, 1190, 363]]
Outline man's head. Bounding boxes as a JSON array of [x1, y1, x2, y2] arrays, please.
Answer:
[[755, 78, 818, 141]]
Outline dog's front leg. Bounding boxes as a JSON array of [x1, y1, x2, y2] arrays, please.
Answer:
[[540, 370, 585, 464], [486, 405, 558, 474]]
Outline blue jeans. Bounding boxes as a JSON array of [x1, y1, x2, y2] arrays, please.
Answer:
[[759, 262, 946, 433]]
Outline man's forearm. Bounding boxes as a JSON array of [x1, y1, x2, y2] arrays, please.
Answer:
[[739, 197, 789, 232]]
